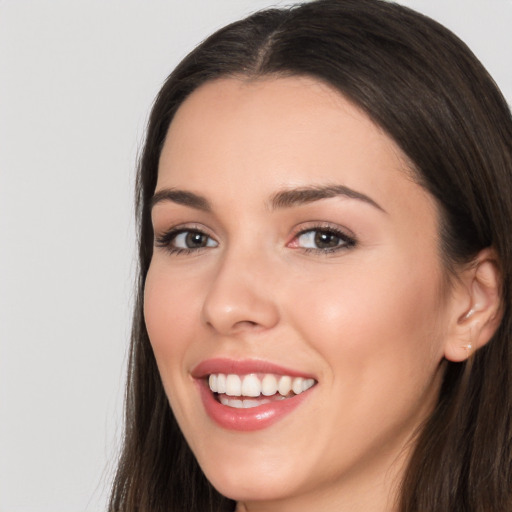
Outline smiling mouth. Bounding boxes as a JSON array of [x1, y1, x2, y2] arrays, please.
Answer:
[[208, 373, 317, 409]]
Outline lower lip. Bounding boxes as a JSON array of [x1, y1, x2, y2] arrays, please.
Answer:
[[197, 380, 312, 432]]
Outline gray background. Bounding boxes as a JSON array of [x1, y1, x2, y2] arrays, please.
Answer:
[[1, 1, 511, 511]]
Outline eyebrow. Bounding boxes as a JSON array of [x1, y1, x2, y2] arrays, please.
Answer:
[[150, 184, 385, 213], [269, 184, 386, 213], [151, 188, 211, 212]]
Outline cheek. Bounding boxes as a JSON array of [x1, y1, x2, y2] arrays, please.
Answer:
[[143, 262, 211, 431], [289, 256, 447, 385], [143, 263, 201, 372]]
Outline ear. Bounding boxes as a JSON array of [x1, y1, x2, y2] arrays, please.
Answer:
[[444, 249, 502, 362]]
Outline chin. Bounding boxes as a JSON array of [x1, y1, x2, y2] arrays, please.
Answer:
[[197, 447, 306, 503], [209, 473, 295, 504]]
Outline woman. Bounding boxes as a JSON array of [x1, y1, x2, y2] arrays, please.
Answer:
[[110, 0, 512, 510]]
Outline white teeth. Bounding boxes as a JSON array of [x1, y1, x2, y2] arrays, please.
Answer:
[[261, 374, 278, 396], [208, 374, 217, 393], [217, 373, 226, 394], [225, 374, 242, 396], [240, 399, 263, 408], [241, 374, 261, 397], [302, 378, 315, 392], [219, 396, 275, 408], [278, 375, 292, 396], [292, 377, 303, 395], [208, 372, 316, 399], [228, 398, 243, 409]]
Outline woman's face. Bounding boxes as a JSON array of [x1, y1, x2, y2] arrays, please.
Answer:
[[145, 77, 453, 510]]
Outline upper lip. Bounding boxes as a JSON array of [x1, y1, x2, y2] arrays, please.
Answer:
[[191, 358, 316, 380]]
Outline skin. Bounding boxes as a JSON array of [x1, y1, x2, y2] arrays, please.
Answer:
[[144, 76, 480, 511]]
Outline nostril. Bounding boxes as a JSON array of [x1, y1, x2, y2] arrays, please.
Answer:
[[234, 320, 263, 330]]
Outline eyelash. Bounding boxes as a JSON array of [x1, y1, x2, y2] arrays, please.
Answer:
[[155, 226, 218, 256], [154, 224, 356, 256], [291, 224, 356, 254]]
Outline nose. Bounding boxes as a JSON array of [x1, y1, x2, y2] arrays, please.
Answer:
[[201, 249, 280, 336]]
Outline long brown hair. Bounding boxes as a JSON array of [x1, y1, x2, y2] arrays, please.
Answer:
[[109, 1, 512, 510]]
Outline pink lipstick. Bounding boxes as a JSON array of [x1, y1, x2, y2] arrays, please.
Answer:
[[192, 358, 317, 431]]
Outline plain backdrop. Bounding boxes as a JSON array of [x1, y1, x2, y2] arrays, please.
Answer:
[[1, 1, 511, 511]]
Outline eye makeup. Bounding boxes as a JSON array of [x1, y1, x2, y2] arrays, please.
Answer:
[[154, 220, 357, 257], [155, 224, 218, 256]]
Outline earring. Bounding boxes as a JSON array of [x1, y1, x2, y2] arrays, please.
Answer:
[[463, 322, 478, 357]]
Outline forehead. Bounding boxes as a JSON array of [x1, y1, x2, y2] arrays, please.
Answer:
[[162, 76, 399, 167], [157, 76, 432, 221]]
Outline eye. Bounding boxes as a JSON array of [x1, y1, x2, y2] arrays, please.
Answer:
[[155, 228, 218, 254], [173, 231, 217, 249], [291, 226, 356, 253]]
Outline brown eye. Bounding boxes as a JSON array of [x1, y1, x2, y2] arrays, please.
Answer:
[[313, 231, 342, 249], [155, 228, 219, 255], [172, 230, 218, 250], [295, 228, 355, 252], [182, 231, 209, 248]]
